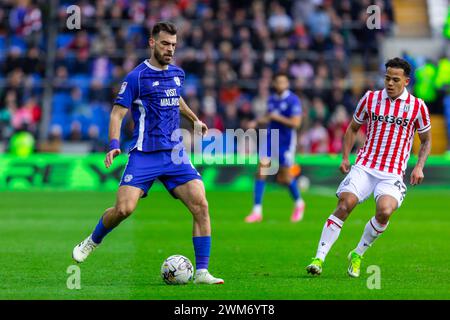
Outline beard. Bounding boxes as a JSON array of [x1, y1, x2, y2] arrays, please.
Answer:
[[153, 48, 172, 66]]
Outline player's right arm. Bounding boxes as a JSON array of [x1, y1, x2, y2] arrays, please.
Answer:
[[105, 105, 128, 168], [340, 92, 369, 174], [340, 119, 362, 174], [105, 71, 139, 168]]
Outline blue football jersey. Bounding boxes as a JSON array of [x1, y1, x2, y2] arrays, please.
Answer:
[[267, 90, 302, 147], [114, 60, 185, 152]]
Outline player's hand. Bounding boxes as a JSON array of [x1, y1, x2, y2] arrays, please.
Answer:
[[247, 120, 257, 129], [257, 115, 270, 125], [339, 159, 351, 174], [104, 149, 121, 168], [194, 120, 208, 136], [410, 165, 424, 186]]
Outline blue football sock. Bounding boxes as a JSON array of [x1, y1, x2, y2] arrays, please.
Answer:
[[193, 236, 211, 270], [288, 179, 301, 201], [254, 179, 266, 205], [91, 216, 112, 244]]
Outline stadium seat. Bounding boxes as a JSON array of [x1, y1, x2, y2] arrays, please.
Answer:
[[10, 35, 27, 51], [69, 75, 91, 99], [52, 93, 70, 115], [56, 33, 75, 49]]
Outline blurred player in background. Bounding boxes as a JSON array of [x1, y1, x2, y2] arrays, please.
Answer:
[[306, 57, 432, 277], [245, 72, 305, 223], [72, 21, 223, 284]]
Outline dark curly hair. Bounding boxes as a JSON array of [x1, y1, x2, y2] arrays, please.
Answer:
[[385, 57, 411, 77]]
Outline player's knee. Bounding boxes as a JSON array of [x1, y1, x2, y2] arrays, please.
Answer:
[[198, 198, 209, 215], [256, 172, 267, 180], [376, 206, 394, 222], [115, 202, 135, 219], [276, 175, 290, 185], [336, 202, 349, 214], [192, 198, 209, 219], [335, 200, 354, 217]]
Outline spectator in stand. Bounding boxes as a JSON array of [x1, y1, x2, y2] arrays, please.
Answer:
[[200, 94, 224, 132], [11, 96, 41, 135], [1, 0, 398, 153]]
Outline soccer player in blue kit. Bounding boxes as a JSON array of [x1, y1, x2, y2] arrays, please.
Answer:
[[72, 21, 223, 284], [245, 73, 305, 223]]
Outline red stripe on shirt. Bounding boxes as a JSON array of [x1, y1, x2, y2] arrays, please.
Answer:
[[388, 94, 410, 173], [355, 95, 368, 120], [370, 98, 392, 169], [356, 91, 375, 164], [379, 98, 402, 171], [361, 91, 382, 167], [397, 97, 420, 175]]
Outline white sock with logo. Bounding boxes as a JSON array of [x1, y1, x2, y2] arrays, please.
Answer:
[[315, 214, 344, 261], [355, 217, 389, 256]]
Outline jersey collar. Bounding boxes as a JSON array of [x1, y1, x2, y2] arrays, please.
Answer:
[[382, 88, 408, 101], [276, 90, 290, 100], [144, 59, 169, 71]]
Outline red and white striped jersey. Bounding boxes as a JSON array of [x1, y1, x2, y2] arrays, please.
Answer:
[[353, 88, 431, 176]]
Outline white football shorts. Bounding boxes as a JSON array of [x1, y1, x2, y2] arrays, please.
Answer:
[[336, 164, 407, 208]]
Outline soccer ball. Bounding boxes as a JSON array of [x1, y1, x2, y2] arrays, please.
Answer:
[[161, 255, 194, 285], [298, 175, 310, 192]]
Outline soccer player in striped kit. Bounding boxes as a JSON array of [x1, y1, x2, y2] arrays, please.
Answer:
[[306, 57, 432, 277]]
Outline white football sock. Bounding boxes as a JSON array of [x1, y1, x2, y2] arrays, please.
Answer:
[[252, 204, 262, 215], [295, 199, 304, 207], [355, 217, 388, 256], [315, 214, 344, 261]]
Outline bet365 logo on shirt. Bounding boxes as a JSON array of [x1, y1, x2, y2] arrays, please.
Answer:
[[371, 112, 409, 127]]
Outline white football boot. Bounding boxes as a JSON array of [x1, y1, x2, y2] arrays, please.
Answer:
[[72, 235, 98, 263], [193, 269, 224, 284]]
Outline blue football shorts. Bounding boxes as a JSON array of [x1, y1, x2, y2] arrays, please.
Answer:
[[119, 149, 202, 198]]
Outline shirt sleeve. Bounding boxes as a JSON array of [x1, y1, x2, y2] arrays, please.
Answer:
[[267, 97, 274, 114], [414, 99, 431, 133], [353, 91, 371, 124], [290, 95, 302, 116], [114, 71, 139, 109], [178, 69, 186, 96]]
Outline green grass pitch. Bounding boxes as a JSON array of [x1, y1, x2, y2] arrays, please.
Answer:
[[0, 187, 449, 299]]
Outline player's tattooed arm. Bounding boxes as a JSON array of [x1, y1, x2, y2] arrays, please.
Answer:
[[179, 97, 208, 135], [340, 119, 362, 174], [410, 130, 431, 185], [104, 104, 128, 168]]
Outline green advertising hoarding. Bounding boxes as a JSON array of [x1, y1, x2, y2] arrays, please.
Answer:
[[0, 154, 449, 191]]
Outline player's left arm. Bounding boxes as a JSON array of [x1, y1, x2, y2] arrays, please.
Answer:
[[410, 130, 431, 185], [268, 113, 302, 129], [179, 96, 208, 135], [269, 96, 302, 129]]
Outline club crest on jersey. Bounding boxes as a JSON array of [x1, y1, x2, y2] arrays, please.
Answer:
[[403, 104, 410, 112], [119, 82, 127, 94], [174, 76, 181, 86], [124, 174, 133, 183]]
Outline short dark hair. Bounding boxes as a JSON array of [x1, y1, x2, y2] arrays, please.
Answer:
[[151, 21, 177, 39], [385, 57, 411, 77], [273, 72, 289, 81]]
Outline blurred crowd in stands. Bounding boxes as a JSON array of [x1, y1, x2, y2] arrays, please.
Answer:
[[0, 0, 448, 154]]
